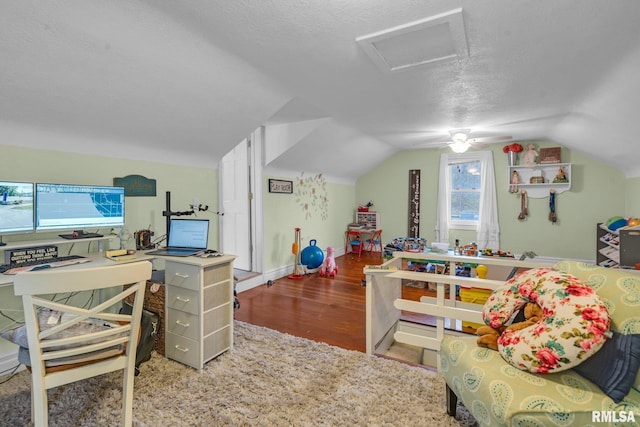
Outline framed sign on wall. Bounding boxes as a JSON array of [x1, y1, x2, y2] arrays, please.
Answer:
[[268, 179, 293, 194], [408, 170, 420, 238]]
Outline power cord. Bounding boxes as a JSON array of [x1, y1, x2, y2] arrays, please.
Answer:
[[0, 363, 21, 384]]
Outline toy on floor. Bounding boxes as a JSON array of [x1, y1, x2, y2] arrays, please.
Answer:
[[301, 239, 324, 270], [287, 227, 304, 280], [319, 246, 338, 277], [476, 302, 542, 351]]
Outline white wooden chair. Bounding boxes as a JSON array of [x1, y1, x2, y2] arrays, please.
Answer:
[[13, 261, 152, 427]]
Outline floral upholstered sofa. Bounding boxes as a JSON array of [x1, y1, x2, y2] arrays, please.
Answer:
[[440, 261, 640, 426]]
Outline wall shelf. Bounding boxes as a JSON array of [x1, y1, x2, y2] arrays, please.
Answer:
[[508, 163, 571, 198]]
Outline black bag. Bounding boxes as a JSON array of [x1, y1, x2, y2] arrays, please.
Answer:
[[120, 302, 160, 376]]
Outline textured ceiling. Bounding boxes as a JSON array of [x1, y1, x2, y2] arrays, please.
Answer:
[[2, 1, 640, 181]]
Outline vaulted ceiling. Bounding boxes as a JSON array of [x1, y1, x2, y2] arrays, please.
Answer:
[[2, 1, 640, 182]]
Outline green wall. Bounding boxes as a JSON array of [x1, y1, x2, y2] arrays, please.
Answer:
[[0, 144, 219, 344], [356, 141, 631, 261], [1, 141, 638, 341], [262, 174, 355, 272], [0, 144, 219, 248], [626, 177, 640, 216]]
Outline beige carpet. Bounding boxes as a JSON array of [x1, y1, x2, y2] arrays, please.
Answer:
[[0, 321, 477, 426]]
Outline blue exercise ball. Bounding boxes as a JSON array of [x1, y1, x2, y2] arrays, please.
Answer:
[[301, 239, 324, 269]]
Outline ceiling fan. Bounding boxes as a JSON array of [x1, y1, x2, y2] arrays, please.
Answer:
[[416, 129, 513, 153]]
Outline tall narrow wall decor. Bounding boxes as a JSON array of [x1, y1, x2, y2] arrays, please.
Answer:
[[408, 170, 420, 238]]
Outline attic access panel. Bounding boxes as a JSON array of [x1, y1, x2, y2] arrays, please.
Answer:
[[356, 8, 469, 73]]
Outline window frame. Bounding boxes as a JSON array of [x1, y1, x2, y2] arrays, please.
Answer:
[[447, 155, 483, 231]]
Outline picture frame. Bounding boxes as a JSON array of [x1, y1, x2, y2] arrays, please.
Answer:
[[539, 147, 562, 164], [268, 179, 293, 194]]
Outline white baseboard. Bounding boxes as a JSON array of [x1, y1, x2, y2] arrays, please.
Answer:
[[235, 265, 289, 293], [236, 247, 347, 294]]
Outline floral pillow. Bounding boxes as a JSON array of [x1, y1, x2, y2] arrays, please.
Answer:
[[482, 268, 610, 374]]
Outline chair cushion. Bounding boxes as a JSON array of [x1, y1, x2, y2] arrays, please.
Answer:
[[440, 335, 640, 426], [482, 267, 609, 373], [18, 345, 124, 371], [1, 309, 122, 350]]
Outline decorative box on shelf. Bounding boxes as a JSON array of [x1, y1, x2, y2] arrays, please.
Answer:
[[539, 147, 562, 164]]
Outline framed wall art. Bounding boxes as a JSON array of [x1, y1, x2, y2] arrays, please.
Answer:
[[268, 179, 293, 194], [539, 147, 562, 164]]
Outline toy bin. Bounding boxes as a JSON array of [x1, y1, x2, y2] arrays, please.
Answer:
[[460, 287, 492, 330]]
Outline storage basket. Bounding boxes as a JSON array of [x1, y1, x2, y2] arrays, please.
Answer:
[[124, 280, 165, 355]]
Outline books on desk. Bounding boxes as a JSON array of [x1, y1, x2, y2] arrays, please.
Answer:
[[105, 249, 137, 262]]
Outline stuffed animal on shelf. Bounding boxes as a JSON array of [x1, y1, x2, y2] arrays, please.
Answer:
[[476, 302, 542, 351], [319, 246, 338, 277], [523, 144, 538, 166]]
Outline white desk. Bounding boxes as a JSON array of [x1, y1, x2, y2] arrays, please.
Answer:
[[0, 252, 154, 287], [0, 235, 118, 287], [1, 249, 236, 371]]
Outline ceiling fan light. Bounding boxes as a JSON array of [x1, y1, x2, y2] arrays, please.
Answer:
[[451, 132, 468, 143], [450, 140, 470, 153]]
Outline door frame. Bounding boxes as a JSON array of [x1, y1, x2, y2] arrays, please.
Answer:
[[218, 127, 264, 275]]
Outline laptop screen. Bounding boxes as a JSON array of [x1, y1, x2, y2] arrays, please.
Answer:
[[167, 218, 209, 249]]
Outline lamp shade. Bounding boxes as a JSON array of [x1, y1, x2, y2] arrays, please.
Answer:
[[449, 140, 470, 153]]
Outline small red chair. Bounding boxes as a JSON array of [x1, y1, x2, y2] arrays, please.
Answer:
[[345, 230, 363, 257], [365, 230, 383, 255]]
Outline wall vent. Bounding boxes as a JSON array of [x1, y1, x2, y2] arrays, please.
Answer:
[[356, 8, 469, 73]]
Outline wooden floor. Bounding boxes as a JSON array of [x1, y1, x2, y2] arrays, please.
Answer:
[[234, 251, 433, 353]]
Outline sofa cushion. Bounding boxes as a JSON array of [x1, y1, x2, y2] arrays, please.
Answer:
[[440, 334, 640, 426], [554, 261, 640, 392], [573, 331, 640, 402], [482, 267, 609, 373]]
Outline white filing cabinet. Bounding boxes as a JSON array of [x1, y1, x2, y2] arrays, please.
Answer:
[[163, 255, 235, 369]]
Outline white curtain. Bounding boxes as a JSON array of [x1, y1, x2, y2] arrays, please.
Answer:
[[435, 154, 451, 244], [476, 151, 500, 249], [435, 151, 500, 249]]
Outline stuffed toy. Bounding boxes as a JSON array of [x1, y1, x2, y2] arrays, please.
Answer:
[[319, 246, 338, 277], [523, 144, 538, 166], [476, 302, 542, 351]]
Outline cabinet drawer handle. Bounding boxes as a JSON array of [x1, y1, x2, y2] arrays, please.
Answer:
[[174, 345, 189, 353], [176, 296, 191, 303], [174, 273, 190, 279], [176, 320, 190, 327]]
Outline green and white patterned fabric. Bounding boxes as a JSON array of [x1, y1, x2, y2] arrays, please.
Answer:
[[440, 261, 640, 426]]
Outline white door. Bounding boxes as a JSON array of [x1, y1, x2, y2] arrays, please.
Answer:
[[220, 138, 252, 271]]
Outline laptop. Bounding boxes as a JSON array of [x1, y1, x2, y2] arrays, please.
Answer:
[[147, 218, 209, 257]]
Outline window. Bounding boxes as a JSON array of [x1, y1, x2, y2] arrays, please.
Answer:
[[449, 160, 481, 229], [436, 151, 499, 249]]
